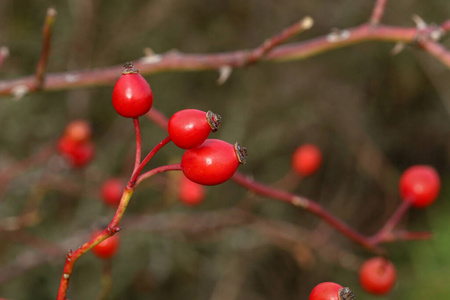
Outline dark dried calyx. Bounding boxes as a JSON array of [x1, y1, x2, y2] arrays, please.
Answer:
[[122, 61, 140, 74], [206, 110, 222, 132], [339, 287, 355, 300]]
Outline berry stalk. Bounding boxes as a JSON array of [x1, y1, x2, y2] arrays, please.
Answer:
[[129, 136, 172, 187], [57, 187, 133, 300], [133, 118, 142, 172]]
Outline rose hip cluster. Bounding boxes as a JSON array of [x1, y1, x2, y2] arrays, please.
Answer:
[[168, 109, 247, 186], [57, 120, 95, 168], [111, 62, 247, 186]]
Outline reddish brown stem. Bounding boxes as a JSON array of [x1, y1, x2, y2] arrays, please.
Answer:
[[370, 0, 388, 25], [418, 40, 450, 69], [57, 187, 133, 300], [386, 230, 432, 242], [136, 163, 182, 186], [231, 172, 381, 252], [129, 136, 172, 187], [35, 7, 57, 90], [247, 16, 313, 64], [2, 22, 450, 97], [133, 118, 142, 172], [373, 200, 411, 241]]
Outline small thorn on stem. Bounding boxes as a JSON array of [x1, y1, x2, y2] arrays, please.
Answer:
[[412, 15, 427, 30], [327, 28, 351, 43], [217, 66, 232, 85], [63, 273, 70, 280], [391, 42, 405, 55], [301, 16, 314, 30], [11, 85, 29, 100], [291, 196, 308, 208]]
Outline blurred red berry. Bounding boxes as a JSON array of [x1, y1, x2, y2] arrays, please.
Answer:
[[63, 120, 92, 144], [168, 109, 221, 149], [112, 62, 153, 118], [399, 165, 440, 208], [57, 137, 95, 168], [101, 178, 125, 207], [359, 257, 396, 295], [309, 282, 354, 300], [178, 174, 205, 205], [292, 144, 322, 177], [91, 231, 120, 259], [181, 139, 247, 186]]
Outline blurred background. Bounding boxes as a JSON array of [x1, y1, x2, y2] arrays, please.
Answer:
[[0, 0, 449, 299]]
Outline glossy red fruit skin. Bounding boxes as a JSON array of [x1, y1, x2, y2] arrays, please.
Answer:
[[91, 232, 120, 259], [399, 165, 440, 208], [292, 144, 322, 177], [64, 120, 92, 144], [359, 257, 396, 295], [112, 72, 153, 118], [168, 109, 216, 149], [309, 282, 343, 300], [178, 174, 205, 206], [181, 139, 240, 186], [101, 178, 125, 207]]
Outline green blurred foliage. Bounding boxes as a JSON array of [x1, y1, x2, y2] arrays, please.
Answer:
[[0, 0, 449, 299]]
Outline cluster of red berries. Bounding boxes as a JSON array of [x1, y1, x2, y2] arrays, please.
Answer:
[[57, 120, 95, 168], [112, 63, 247, 187], [111, 62, 439, 296], [168, 109, 247, 186]]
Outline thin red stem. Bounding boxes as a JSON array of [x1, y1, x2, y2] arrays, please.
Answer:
[[370, 0, 388, 25], [387, 230, 432, 242], [136, 163, 182, 186], [35, 7, 57, 90], [372, 200, 411, 242], [418, 40, 450, 69], [133, 118, 142, 173], [231, 172, 381, 252], [57, 186, 133, 300], [247, 16, 313, 64], [129, 136, 172, 187]]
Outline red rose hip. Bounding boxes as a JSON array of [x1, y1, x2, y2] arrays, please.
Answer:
[[100, 178, 125, 207], [292, 144, 322, 177], [359, 257, 396, 295], [112, 62, 153, 118], [64, 120, 92, 144], [309, 282, 355, 300], [399, 165, 440, 208], [57, 137, 95, 168], [181, 139, 247, 185], [91, 232, 120, 259], [178, 174, 206, 206], [168, 109, 221, 149]]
